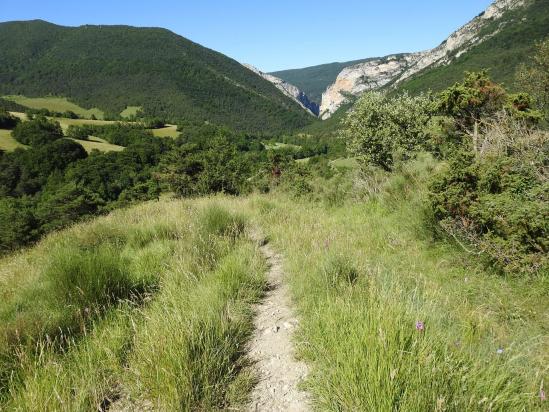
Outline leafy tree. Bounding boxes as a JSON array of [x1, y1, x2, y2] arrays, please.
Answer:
[[12, 117, 63, 146], [0, 139, 87, 197], [504, 93, 543, 124], [437, 71, 506, 133], [35, 182, 102, 233], [161, 136, 253, 197], [0, 197, 39, 252], [0, 109, 19, 129], [516, 38, 549, 120], [437, 71, 541, 154], [342, 92, 433, 171]]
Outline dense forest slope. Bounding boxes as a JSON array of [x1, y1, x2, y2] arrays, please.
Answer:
[[0, 20, 315, 133]]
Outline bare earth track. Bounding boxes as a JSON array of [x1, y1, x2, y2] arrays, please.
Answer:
[[247, 234, 311, 412]]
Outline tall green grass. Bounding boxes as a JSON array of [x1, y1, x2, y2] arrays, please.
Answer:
[[0, 200, 266, 410], [249, 156, 548, 410]]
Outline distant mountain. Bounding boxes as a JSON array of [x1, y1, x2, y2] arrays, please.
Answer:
[[319, 0, 549, 118], [0, 20, 315, 133], [396, 0, 549, 95], [244, 65, 319, 116], [270, 58, 377, 104]]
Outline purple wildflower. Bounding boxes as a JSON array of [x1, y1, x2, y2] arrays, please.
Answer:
[[415, 321, 425, 331], [541, 388, 546, 401]]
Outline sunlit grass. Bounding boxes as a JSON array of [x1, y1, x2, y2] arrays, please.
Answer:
[[70, 136, 125, 153], [151, 124, 180, 138], [0, 129, 26, 152], [0, 199, 265, 410], [3, 95, 104, 119], [120, 106, 142, 118], [244, 155, 548, 410]]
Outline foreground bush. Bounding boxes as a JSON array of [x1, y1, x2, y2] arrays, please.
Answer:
[[430, 121, 548, 274], [431, 72, 548, 275]]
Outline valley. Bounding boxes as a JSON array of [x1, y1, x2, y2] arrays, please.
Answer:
[[0, 0, 548, 410]]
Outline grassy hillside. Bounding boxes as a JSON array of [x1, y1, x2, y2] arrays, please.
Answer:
[[0, 20, 314, 133], [1, 160, 546, 409], [3, 96, 105, 119], [0, 199, 265, 410], [252, 159, 548, 410], [70, 136, 125, 153], [397, 0, 549, 94], [271, 58, 377, 104]]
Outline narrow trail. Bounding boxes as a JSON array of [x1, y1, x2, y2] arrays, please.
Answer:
[[247, 232, 311, 412]]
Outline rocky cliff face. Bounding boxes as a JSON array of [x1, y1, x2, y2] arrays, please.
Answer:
[[244, 64, 320, 116], [320, 0, 525, 119]]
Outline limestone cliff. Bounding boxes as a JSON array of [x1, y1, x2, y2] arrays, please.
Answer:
[[320, 0, 525, 119], [244, 64, 320, 116]]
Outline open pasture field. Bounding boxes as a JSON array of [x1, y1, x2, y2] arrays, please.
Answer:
[[151, 124, 180, 138], [0, 129, 26, 152], [71, 136, 125, 153], [51, 117, 117, 132], [120, 106, 143, 118], [3, 95, 105, 120]]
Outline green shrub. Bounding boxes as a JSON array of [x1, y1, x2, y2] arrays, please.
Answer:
[[12, 117, 63, 146], [430, 147, 548, 274], [0, 197, 39, 252], [516, 38, 549, 121], [430, 72, 548, 275], [0, 109, 19, 129], [342, 92, 433, 171]]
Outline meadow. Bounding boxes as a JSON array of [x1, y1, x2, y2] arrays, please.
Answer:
[[70, 136, 125, 153], [250, 156, 548, 411], [0, 109, 180, 154], [0, 129, 26, 152], [3, 96, 105, 120]]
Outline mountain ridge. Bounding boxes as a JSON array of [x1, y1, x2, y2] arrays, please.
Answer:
[[319, 0, 531, 118], [0, 20, 315, 133]]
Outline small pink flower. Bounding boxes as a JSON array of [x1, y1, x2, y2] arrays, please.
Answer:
[[541, 388, 546, 401], [415, 321, 425, 331]]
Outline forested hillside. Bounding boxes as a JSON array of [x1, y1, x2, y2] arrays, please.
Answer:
[[0, 20, 315, 133]]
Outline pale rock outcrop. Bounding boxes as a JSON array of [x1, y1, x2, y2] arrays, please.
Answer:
[[244, 64, 319, 116], [320, 0, 525, 119]]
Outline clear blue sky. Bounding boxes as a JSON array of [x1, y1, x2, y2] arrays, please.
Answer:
[[1, 0, 494, 72]]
